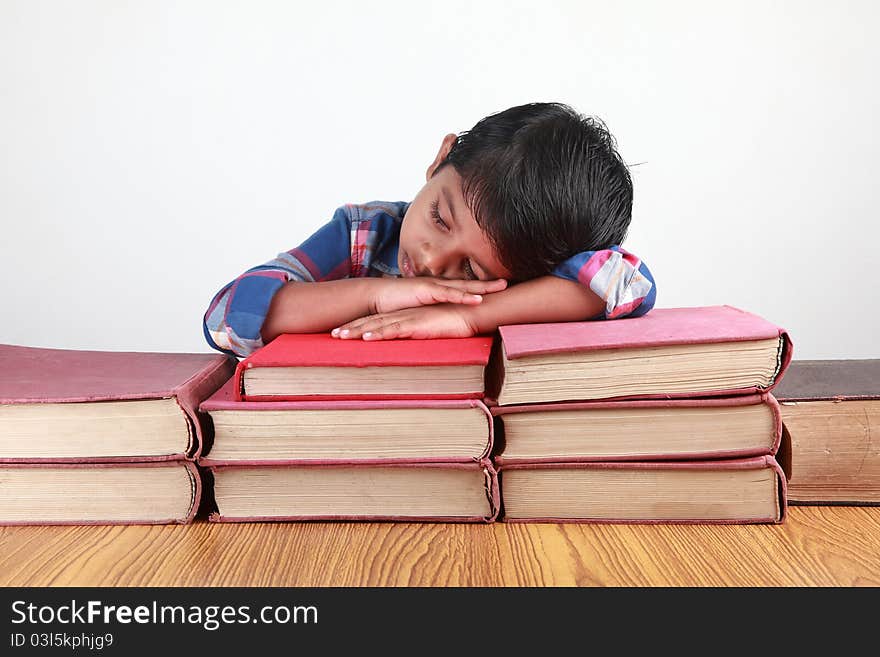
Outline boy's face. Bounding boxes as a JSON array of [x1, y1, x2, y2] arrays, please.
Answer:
[[399, 134, 511, 282]]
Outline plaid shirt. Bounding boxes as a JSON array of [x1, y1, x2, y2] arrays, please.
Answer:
[[204, 201, 656, 357]]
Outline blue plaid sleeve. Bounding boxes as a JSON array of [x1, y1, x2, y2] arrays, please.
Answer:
[[203, 206, 354, 357], [551, 246, 656, 320]]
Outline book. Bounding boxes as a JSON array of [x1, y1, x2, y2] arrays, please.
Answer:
[[497, 455, 788, 524], [487, 305, 793, 406], [0, 462, 201, 525], [199, 379, 494, 465], [205, 461, 499, 523], [492, 393, 782, 464], [0, 343, 236, 462], [773, 359, 880, 504], [234, 333, 493, 401]]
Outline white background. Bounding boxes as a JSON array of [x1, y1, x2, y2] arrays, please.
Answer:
[[1, 1, 877, 358]]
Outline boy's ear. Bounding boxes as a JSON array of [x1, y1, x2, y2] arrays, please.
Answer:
[[426, 133, 458, 180]]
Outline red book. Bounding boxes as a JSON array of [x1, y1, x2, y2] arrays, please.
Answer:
[[486, 305, 793, 406], [0, 343, 236, 462], [199, 378, 494, 466], [205, 461, 500, 523], [234, 333, 494, 402], [497, 454, 789, 524], [492, 393, 783, 464]]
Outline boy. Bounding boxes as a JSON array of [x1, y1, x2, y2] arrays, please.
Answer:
[[204, 102, 656, 358]]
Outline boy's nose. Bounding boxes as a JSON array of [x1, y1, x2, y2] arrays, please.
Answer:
[[420, 245, 454, 278]]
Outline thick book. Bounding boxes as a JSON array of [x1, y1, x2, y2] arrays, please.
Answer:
[[492, 393, 782, 464], [0, 461, 201, 525], [773, 359, 880, 504], [486, 305, 793, 406], [0, 343, 236, 462], [205, 461, 499, 523], [199, 379, 494, 465], [234, 333, 493, 401], [497, 455, 788, 524]]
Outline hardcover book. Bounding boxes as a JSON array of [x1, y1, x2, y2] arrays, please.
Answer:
[[199, 379, 494, 465], [497, 454, 789, 524], [773, 359, 880, 504], [206, 461, 500, 523], [0, 343, 236, 461], [487, 305, 793, 406], [0, 345, 235, 463], [0, 461, 202, 525], [492, 393, 782, 464], [235, 333, 494, 401]]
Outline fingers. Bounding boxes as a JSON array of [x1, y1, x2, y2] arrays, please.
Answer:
[[332, 316, 410, 341], [425, 286, 484, 306], [435, 278, 508, 294], [422, 278, 507, 306]]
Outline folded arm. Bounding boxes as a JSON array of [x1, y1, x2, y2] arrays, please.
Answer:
[[334, 247, 656, 340]]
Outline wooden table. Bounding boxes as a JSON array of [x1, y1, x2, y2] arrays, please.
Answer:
[[3, 506, 879, 586]]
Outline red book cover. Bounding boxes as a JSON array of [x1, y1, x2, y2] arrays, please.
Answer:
[[199, 378, 494, 466], [234, 333, 494, 401], [0, 461, 202, 526], [491, 393, 783, 464], [496, 455, 788, 525], [487, 305, 793, 404], [205, 460, 500, 524], [0, 343, 236, 462]]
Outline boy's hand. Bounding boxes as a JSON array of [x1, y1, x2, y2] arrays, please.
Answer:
[[370, 277, 507, 314], [332, 304, 479, 341]]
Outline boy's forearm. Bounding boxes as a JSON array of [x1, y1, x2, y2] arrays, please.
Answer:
[[463, 275, 605, 333], [261, 279, 379, 342]]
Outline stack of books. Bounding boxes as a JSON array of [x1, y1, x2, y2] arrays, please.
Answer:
[[197, 334, 500, 522], [486, 305, 794, 524], [0, 344, 235, 525]]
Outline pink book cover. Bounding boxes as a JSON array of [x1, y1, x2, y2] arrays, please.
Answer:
[[0, 343, 236, 462], [486, 305, 793, 404], [0, 460, 202, 526], [234, 333, 493, 402], [496, 454, 789, 525], [205, 460, 500, 524], [198, 378, 495, 466], [491, 393, 783, 464]]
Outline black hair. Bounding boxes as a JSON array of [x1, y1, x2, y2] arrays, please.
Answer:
[[437, 102, 633, 282]]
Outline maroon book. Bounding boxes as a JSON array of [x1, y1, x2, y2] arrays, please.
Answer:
[[0, 461, 202, 526], [492, 393, 783, 464], [206, 460, 500, 524], [0, 343, 236, 462], [487, 305, 793, 406], [497, 455, 788, 524], [199, 378, 494, 466]]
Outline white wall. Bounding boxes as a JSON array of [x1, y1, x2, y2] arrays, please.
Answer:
[[1, 1, 877, 358]]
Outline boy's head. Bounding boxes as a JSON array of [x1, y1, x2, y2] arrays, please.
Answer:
[[398, 102, 633, 283]]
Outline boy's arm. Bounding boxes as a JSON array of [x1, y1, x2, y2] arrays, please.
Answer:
[[203, 202, 510, 356], [470, 245, 657, 329], [260, 276, 506, 343], [203, 206, 355, 358], [464, 275, 605, 333], [331, 276, 602, 340], [550, 246, 656, 319], [333, 247, 656, 340]]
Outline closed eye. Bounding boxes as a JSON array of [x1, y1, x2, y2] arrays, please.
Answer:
[[462, 259, 477, 280], [430, 200, 449, 230]]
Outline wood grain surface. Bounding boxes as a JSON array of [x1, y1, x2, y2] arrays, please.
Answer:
[[2, 506, 878, 586]]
